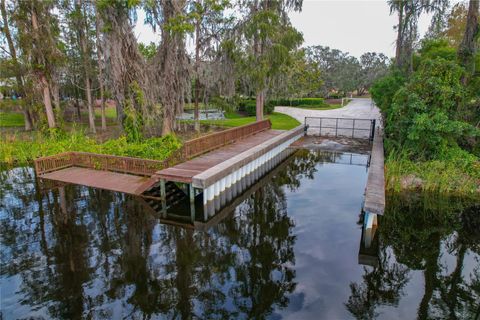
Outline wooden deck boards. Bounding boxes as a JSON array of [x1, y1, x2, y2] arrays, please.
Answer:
[[40, 167, 152, 195], [156, 129, 283, 183], [363, 128, 385, 215]]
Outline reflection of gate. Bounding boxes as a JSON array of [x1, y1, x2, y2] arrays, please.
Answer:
[[304, 117, 376, 141], [313, 150, 371, 167]]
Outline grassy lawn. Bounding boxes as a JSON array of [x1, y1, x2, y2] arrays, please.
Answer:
[[81, 106, 117, 119], [201, 112, 300, 130], [0, 112, 24, 127]]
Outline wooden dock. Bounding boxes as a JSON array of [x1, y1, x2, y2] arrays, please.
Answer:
[[34, 116, 385, 224], [363, 128, 385, 215], [40, 167, 151, 194], [155, 129, 283, 183], [34, 120, 304, 205]]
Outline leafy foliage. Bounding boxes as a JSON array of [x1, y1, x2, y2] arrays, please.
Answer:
[[372, 38, 480, 194], [0, 130, 182, 165]]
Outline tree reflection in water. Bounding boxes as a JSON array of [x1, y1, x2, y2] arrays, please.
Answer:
[[0, 151, 321, 319], [346, 194, 480, 320], [1, 154, 479, 320]]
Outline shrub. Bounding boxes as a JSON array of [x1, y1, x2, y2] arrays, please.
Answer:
[[370, 71, 405, 113], [0, 130, 182, 165], [123, 105, 143, 142], [269, 98, 327, 107], [239, 99, 273, 116]]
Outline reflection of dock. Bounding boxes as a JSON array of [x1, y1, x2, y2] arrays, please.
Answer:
[[358, 212, 379, 267]]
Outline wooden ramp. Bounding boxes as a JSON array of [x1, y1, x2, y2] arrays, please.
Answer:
[[40, 167, 152, 195]]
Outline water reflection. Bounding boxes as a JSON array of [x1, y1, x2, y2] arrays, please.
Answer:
[[347, 194, 480, 320], [1, 152, 479, 320]]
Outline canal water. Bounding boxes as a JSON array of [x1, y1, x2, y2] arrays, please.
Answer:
[[0, 150, 479, 319]]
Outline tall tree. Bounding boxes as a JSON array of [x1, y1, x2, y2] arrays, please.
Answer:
[[74, 0, 96, 133], [389, 0, 449, 73], [458, 0, 479, 83], [442, 3, 469, 46], [146, 0, 191, 135], [189, 0, 229, 132], [99, 1, 147, 125], [17, 0, 62, 129], [94, 4, 106, 131], [0, 0, 33, 130], [242, 0, 303, 121]]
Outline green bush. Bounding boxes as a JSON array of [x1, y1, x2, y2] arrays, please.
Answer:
[[269, 98, 327, 107], [0, 130, 182, 165], [383, 58, 480, 159], [369, 71, 405, 113], [239, 99, 273, 116]]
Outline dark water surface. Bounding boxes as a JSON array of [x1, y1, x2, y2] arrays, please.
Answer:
[[0, 150, 479, 320]]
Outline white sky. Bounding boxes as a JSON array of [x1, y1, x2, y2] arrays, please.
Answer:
[[133, 0, 456, 59]]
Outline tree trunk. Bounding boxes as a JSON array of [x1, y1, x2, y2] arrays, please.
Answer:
[[459, 0, 479, 83], [95, 8, 107, 131], [51, 81, 60, 110], [1, 0, 33, 130], [395, 3, 404, 69], [41, 76, 56, 128], [194, 7, 201, 132], [23, 110, 33, 130], [32, 9, 56, 128], [77, 0, 96, 133], [162, 116, 173, 136], [252, 0, 264, 121], [255, 90, 264, 121], [85, 77, 96, 133]]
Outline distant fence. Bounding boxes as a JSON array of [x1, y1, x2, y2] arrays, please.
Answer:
[[304, 117, 376, 140]]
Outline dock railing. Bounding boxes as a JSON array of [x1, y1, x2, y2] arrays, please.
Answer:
[[182, 119, 271, 158], [304, 117, 376, 141], [34, 119, 272, 176], [34, 151, 166, 176]]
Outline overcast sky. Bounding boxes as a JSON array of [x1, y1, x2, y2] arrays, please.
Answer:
[[133, 0, 442, 59]]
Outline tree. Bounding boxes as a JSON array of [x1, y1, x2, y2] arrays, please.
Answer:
[[458, 0, 479, 83], [146, 0, 191, 135], [0, 0, 33, 130], [14, 0, 63, 129], [389, 0, 449, 73], [241, 1, 303, 121], [74, 0, 96, 133], [189, 0, 230, 132], [270, 49, 323, 99], [99, 0, 147, 126], [358, 52, 389, 95], [442, 2, 469, 46], [94, 4, 106, 131]]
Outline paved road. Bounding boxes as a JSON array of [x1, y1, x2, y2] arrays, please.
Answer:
[[275, 98, 382, 125]]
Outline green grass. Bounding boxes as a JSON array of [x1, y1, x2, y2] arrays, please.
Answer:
[[0, 130, 181, 165], [82, 106, 117, 119], [201, 112, 300, 130], [385, 153, 480, 197], [0, 112, 25, 127]]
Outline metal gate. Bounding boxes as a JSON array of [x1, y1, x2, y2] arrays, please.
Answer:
[[304, 117, 376, 141]]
